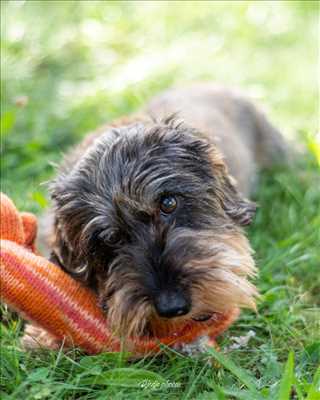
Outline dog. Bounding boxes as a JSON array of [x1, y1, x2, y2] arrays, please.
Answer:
[[36, 84, 287, 345]]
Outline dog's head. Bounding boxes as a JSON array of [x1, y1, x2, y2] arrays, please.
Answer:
[[50, 117, 257, 338]]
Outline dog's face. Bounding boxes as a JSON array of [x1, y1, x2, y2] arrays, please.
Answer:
[[50, 118, 257, 338]]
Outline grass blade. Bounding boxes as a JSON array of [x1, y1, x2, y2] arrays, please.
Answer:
[[207, 347, 259, 393], [306, 366, 320, 400], [80, 367, 166, 388], [276, 351, 294, 400]]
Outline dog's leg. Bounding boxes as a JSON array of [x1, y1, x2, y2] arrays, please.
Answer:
[[173, 335, 219, 356], [253, 106, 289, 168], [21, 323, 61, 350]]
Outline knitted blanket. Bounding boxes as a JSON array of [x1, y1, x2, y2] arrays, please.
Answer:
[[0, 193, 239, 355]]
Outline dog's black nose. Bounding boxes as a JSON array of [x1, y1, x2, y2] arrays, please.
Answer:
[[154, 290, 191, 318]]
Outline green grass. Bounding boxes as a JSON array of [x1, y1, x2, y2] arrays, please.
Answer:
[[1, 1, 319, 399]]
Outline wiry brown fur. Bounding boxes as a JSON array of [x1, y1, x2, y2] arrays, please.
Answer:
[[103, 227, 257, 339]]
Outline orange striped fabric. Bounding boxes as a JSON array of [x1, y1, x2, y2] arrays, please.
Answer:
[[0, 193, 238, 355]]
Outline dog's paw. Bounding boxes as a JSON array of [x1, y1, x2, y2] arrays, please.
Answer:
[[173, 335, 217, 356], [21, 324, 61, 351]]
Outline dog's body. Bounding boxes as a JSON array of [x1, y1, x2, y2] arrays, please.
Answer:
[[38, 84, 286, 343]]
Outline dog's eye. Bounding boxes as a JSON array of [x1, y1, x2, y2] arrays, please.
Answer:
[[98, 229, 121, 246], [160, 195, 177, 214]]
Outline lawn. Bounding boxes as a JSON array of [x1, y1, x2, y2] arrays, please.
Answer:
[[1, 1, 319, 399]]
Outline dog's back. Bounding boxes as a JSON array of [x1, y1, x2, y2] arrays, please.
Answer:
[[147, 83, 287, 196]]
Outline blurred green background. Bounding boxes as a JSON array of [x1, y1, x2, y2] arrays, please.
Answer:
[[1, 0, 318, 211]]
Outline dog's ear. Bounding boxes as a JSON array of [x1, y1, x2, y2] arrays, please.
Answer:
[[206, 145, 256, 226], [50, 226, 72, 269], [221, 174, 257, 226], [50, 220, 93, 284]]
